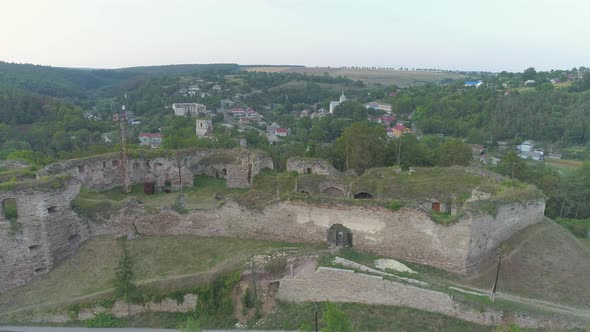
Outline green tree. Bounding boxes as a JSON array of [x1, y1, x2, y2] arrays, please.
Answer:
[[179, 316, 201, 332], [321, 302, 353, 332], [496, 151, 527, 180], [435, 138, 472, 166], [332, 122, 387, 174], [113, 238, 138, 319]]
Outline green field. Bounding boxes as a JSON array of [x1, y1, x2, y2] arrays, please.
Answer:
[[245, 66, 464, 87]]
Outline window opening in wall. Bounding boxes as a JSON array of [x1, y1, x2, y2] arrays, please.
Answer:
[[222, 168, 227, 176], [215, 171, 219, 178], [47, 206, 58, 213], [28, 245, 40, 251], [34, 267, 47, 274], [2, 198, 18, 221], [306, 167, 312, 174], [103, 161, 106, 168]]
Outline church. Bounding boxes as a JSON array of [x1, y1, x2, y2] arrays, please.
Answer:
[[329, 92, 347, 113]]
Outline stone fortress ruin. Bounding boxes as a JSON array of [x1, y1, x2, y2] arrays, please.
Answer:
[[0, 151, 546, 294]]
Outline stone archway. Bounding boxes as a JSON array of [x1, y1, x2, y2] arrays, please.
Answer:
[[354, 192, 374, 199], [327, 224, 353, 247]]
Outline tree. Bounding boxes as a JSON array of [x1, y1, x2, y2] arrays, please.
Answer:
[[435, 138, 472, 166], [332, 122, 387, 174], [321, 302, 353, 332], [113, 238, 138, 320], [496, 151, 527, 180]]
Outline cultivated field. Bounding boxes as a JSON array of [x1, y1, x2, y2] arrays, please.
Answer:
[[244, 66, 465, 87]]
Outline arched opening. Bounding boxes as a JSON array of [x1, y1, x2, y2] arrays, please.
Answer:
[[327, 224, 353, 247], [322, 187, 345, 197], [354, 192, 374, 199], [164, 180, 172, 193], [306, 167, 312, 174], [144, 181, 155, 194], [222, 168, 227, 176], [215, 171, 219, 178], [47, 206, 58, 213]]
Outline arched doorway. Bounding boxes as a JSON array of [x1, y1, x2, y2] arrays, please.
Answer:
[[327, 224, 353, 247]]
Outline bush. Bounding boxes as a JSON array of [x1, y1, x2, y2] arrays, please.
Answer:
[[179, 316, 201, 332], [241, 286, 256, 309], [84, 313, 123, 327], [386, 200, 403, 211]]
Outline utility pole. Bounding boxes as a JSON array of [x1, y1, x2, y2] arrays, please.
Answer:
[[490, 251, 502, 302], [115, 94, 130, 193]]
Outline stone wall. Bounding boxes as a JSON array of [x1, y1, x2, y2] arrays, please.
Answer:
[[0, 180, 87, 294], [91, 199, 545, 275], [286, 157, 339, 176], [38, 148, 273, 191], [465, 200, 546, 272]]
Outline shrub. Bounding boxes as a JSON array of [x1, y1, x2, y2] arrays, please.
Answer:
[[386, 200, 403, 211]]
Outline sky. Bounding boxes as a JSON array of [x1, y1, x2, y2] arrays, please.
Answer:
[[1, 0, 589, 72]]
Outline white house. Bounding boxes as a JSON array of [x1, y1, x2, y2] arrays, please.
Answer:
[[329, 92, 347, 113], [139, 132, 163, 147], [172, 103, 206, 117]]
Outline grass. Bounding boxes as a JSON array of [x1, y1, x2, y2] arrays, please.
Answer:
[[0, 236, 321, 317], [257, 301, 494, 331], [545, 158, 584, 169]]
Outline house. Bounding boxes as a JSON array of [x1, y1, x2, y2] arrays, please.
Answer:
[[172, 103, 206, 117], [519, 150, 544, 161], [376, 115, 396, 126], [212, 84, 222, 91], [299, 109, 310, 117], [274, 128, 290, 137], [266, 123, 280, 134], [139, 132, 163, 147], [524, 80, 536, 87], [188, 85, 200, 96], [464, 80, 483, 88], [470, 144, 485, 156], [195, 119, 213, 137], [479, 154, 500, 166], [329, 92, 347, 113], [366, 101, 393, 113], [516, 140, 534, 152], [391, 123, 411, 138], [311, 108, 328, 119]]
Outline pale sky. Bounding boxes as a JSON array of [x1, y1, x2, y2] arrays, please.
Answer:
[[1, 0, 589, 72]]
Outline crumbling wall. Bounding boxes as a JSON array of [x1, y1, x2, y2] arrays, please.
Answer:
[[0, 180, 87, 294], [38, 148, 273, 191], [286, 157, 339, 176]]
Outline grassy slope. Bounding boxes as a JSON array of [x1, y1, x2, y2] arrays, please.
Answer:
[[465, 218, 590, 308], [0, 236, 318, 315]]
